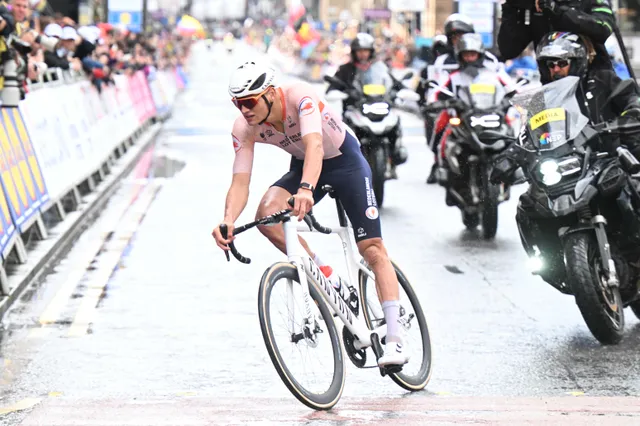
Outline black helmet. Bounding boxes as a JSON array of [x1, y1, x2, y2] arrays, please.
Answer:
[[444, 14, 475, 45], [455, 33, 485, 67], [536, 32, 588, 84], [350, 32, 376, 64]]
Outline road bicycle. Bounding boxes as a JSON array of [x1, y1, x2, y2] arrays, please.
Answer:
[[220, 185, 432, 410]]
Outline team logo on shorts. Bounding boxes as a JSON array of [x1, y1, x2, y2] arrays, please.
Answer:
[[232, 135, 241, 153], [365, 206, 379, 220], [298, 96, 316, 116]]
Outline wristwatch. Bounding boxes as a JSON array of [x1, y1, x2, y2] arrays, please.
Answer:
[[299, 182, 315, 192]]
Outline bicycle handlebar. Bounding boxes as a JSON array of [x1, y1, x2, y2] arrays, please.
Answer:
[[219, 197, 332, 264]]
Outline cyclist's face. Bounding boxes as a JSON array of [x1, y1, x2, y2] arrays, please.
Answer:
[[236, 87, 274, 125]]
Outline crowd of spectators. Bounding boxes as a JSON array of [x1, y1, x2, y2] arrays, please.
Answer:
[[0, 0, 193, 103]]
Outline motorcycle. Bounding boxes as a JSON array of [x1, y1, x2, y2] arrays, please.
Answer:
[[491, 76, 640, 344], [423, 75, 521, 239], [324, 65, 419, 207]]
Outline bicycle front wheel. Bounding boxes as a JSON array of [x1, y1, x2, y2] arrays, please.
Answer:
[[359, 260, 433, 391], [258, 262, 345, 410]]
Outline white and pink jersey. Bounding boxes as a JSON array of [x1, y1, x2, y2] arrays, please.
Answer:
[[231, 81, 347, 174]]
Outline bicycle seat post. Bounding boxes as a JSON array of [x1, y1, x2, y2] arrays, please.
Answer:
[[322, 185, 349, 228]]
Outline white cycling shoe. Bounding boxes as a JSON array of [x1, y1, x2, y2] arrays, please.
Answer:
[[377, 340, 410, 368]]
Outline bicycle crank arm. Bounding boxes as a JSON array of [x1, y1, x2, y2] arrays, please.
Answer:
[[370, 333, 403, 377]]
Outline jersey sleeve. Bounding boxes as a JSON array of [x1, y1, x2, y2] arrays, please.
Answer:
[[231, 117, 256, 174], [291, 82, 324, 137]]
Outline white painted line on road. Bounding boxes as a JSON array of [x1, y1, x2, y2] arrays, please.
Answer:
[[67, 251, 125, 338], [0, 397, 42, 415], [31, 186, 142, 338], [35, 237, 108, 326], [67, 184, 160, 337]]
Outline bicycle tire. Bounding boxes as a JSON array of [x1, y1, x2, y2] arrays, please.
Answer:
[[258, 262, 346, 410], [358, 260, 433, 391]]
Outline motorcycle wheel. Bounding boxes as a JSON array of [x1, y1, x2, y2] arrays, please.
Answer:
[[564, 232, 624, 345], [368, 146, 386, 207], [481, 170, 500, 239]]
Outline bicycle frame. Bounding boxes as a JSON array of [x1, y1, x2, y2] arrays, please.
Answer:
[[283, 217, 385, 351]]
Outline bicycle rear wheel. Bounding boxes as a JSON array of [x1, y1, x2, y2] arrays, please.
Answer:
[[258, 262, 345, 410], [358, 260, 433, 391]]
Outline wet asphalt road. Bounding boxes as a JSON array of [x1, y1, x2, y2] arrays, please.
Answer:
[[1, 41, 640, 424]]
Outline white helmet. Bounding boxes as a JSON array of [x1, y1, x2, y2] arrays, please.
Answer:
[[228, 61, 276, 98]]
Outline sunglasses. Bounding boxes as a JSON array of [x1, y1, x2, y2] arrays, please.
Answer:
[[231, 88, 269, 110], [546, 59, 570, 69]]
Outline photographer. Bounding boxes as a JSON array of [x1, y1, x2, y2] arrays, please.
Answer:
[[0, 0, 59, 106], [497, 0, 615, 70], [41, 23, 81, 73]]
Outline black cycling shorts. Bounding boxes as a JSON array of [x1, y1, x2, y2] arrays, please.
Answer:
[[272, 130, 382, 242]]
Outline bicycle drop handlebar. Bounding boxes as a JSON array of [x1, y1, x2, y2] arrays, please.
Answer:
[[219, 197, 332, 264]]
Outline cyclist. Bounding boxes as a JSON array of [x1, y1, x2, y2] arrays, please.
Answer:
[[212, 61, 409, 368]]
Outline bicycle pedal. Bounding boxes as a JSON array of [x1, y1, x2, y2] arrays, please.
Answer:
[[380, 364, 403, 376]]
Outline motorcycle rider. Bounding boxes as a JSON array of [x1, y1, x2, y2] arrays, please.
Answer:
[[497, 0, 615, 71], [503, 32, 640, 254], [535, 32, 640, 139], [428, 33, 516, 195], [326, 32, 408, 178], [422, 14, 502, 183]]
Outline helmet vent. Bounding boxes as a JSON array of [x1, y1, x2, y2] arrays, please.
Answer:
[[249, 73, 267, 91]]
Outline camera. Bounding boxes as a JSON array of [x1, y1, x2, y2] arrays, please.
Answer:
[[6, 33, 33, 56], [1, 34, 30, 107]]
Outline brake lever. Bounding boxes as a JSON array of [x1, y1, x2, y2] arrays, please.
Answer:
[[303, 215, 313, 231], [218, 224, 251, 264]]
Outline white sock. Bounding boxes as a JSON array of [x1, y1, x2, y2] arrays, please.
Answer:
[[382, 300, 401, 344], [313, 253, 326, 267]]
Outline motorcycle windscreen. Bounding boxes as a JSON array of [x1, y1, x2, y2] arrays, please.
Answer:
[[356, 62, 394, 95], [511, 76, 589, 151], [363, 84, 386, 96], [468, 83, 498, 110], [456, 70, 506, 110]]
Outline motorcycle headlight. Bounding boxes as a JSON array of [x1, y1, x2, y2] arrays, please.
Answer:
[[470, 114, 501, 128], [539, 160, 562, 186], [537, 157, 582, 186], [362, 102, 390, 115]]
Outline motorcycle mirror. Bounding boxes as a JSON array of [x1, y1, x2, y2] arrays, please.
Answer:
[[428, 80, 456, 99], [323, 75, 349, 90], [396, 88, 420, 102], [402, 71, 414, 80]]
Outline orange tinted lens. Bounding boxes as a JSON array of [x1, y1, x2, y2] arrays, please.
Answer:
[[232, 96, 260, 110]]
